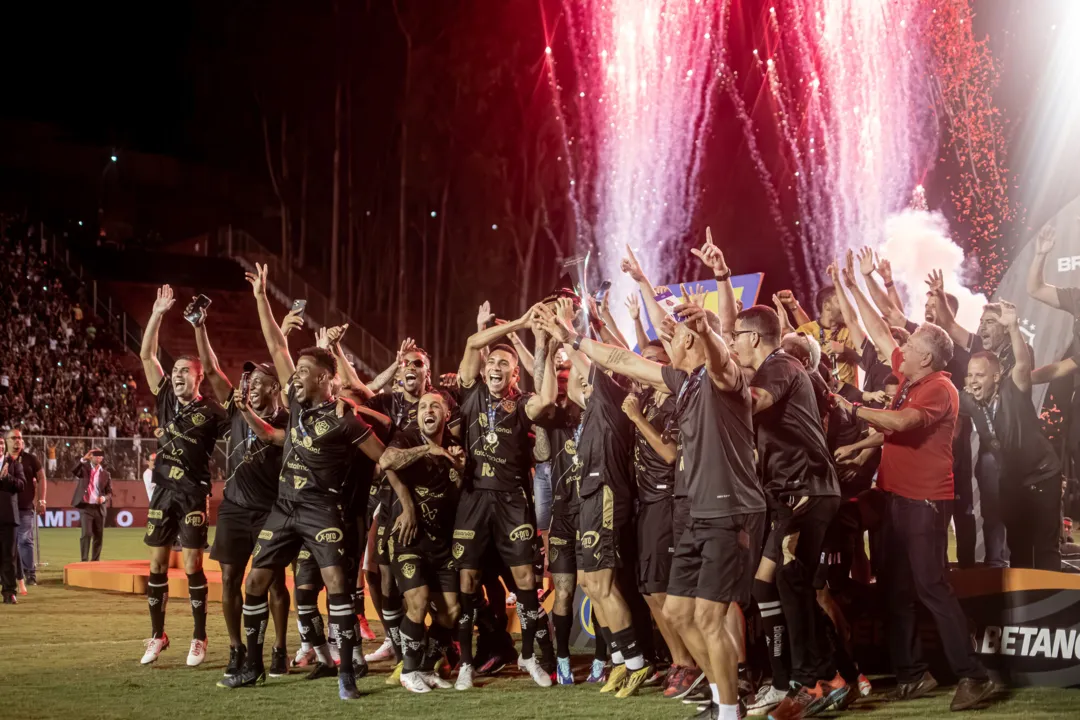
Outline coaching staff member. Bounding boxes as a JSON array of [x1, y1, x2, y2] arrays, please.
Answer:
[[72, 449, 112, 561], [1, 451, 26, 604], [833, 279, 994, 712]]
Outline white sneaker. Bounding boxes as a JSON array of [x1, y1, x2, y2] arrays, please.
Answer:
[[186, 638, 208, 667], [421, 671, 453, 690], [400, 671, 432, 694], [518, 655, 553, 688], [455, 663, 475, 691], [365, 637, 395, 663], [140, 634, 169, 665], [746, 684, 788, 716], [293, 644, 316, 668], [353, 646, 368, 668]]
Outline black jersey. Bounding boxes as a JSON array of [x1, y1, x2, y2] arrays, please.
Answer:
[[537, 403, 583, 518], [459, 377, 535, 492], [367, 390, 462, 437], [278, 387, 373, 506], [634, 389, 677, 504], [387, 428, 461, 539], [577, 368, 634, 499], [222, 399, 289, 512], [152, 378, 227, 496]]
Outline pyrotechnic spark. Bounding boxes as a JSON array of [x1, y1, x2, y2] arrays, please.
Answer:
[[546, 0, 728, 317]]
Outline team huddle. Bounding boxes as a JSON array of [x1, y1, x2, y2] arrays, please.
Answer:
[[134, 229, 1002, 720]]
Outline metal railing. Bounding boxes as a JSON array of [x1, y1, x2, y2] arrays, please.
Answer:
[[218, 226, 394, 377], [20, 435, 226, 485]]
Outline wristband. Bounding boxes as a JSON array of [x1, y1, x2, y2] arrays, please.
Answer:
[[850, 402, 862, 419], [884, 281, 895, 289], [715, 269, 732, 282], [571, 333, 584, 351]]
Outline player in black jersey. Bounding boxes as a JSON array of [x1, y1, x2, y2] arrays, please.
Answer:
[[620, 340, 698, 692], [543, 244, 765, 720], [452, 304, 557, 690], [733, 305, 847, 717], [188, 303, 292, 679], [380, 390, 464, 693], [219, 264, 391, 701], [138, 285, 229, 668], [532, 366, 581, 684]]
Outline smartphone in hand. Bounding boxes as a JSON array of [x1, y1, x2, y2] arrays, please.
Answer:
[[184, 295, 212, 326], [291, 299, 308, 317]]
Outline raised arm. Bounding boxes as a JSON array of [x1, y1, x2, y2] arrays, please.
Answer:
[[534, 304, 667, 392], [777, 290, 811, 328], [246, 263, 294, 388], [857, 248, 906, 328], [1000, 302, 1032, 393], [190, 307, 233, 405], [322, 325, 374, 401], [369, 338, 414, 393], [676, 303, 742, 392], [691, 227, 738, 332], [1027, 225, 1062, 309], [139, 285, 174, 393], [1032, 357, 1078, 385], [622, 394, 677, 464], [773, 294, 794, 336], [833, 253, 866, 351], [458, 304, 538, 385], [621, 245, 675, 356], [842, 266, 898, 359], [626, 294, 650, 351], [877, 258, 905, 315], [508, 332, 536, 379], [925, 269, 973, 350], [525, 328, 558, 421], [597, 292, 630, 349]]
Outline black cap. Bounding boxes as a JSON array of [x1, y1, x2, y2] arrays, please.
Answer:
[[242, 361, 275, 377]]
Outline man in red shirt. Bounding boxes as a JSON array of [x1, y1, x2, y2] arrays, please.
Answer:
[[832, 279, 994, 712]]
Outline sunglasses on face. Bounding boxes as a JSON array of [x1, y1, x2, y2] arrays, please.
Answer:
[[402, 359, 426, 369]]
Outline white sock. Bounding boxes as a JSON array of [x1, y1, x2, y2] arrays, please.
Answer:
[[300, 641, 312, 653], [625, 654, 644, 671], [718, 704, 740, 720], [314, 643, 333, 665], [611, 650, 624, 665], [711, 682, 721, 705]]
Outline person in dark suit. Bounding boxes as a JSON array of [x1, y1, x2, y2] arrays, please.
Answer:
[[1, 450, 26, 604], [71, 449, 111, 562]]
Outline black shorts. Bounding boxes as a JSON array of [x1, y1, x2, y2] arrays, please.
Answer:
[[452, 487, 537, 570], [210, 500, 271, 565], [144, 486, 209, 550], [672, 496, 691, 548], [251, 501, 348, 571], [390, 533, 458, 594], [762, 496, 840, 579], [637, 498, 675, 594], [667, 512, 765, 605], [547, 505, 578, 576], [576, 485, 632, 573]]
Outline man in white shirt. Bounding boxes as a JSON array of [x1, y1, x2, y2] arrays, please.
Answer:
[[143, 454, 156, 502]]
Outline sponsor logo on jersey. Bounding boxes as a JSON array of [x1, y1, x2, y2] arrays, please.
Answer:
[[452, 542, 465, 559], [147, 509, 164, 519], [192, 412, 206, 426], [509, 524, 534, 542], [258, 530, 274, 540], [564, 439, 577, 455], [146, 522, 155, 535], [315, 420, 330, 437], [315, 527, 343, 543], [549, 547, 559, 563], [298, 549, 311, 560], [154, 428, 165, 438], [501, 398, 516, 413], [453, 529, 475, 540]]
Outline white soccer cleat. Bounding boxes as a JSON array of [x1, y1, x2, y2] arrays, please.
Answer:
[[455, 663, 475, 691], [186, 638, 208, 667], [140, 634, 170, 665], [746, 684, 788, 716], [293, 644, 316, 668], [518, 655, 553, 688], [421, 671, 453, 690], [400, 671, 432, 693], [364, 637, 395, 663]]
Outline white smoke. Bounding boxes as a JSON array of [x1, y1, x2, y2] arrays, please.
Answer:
[[878, 209, 986, 333]]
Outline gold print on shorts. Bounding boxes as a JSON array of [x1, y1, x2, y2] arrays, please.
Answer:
[[146, 522, 155, 535], [401, 562, 416, 580], [452, 542, 465, 560], [509, 524, 534, 542], [602, 486, 614, 531]]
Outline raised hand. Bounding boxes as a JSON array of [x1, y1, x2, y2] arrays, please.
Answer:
[[621, 393, 643, 420], [658, 315, 677, 344], [232, 386, 247, 412], [326, 324, 347, 346], [315, 327, 331, 350], [625, 293, 641, 320], [152, 285, 176, 315], [826, 261, 840, 285], [555, 297, 576, 325], [620, 244, 646, 283], [476, 301, 495, 329], [586, 293, 601, 322], [857, 247, 876, 277], [244, 263, 268, 296], [674, 302, 708, 335], [439, 372, 457, 389], [280, 310, 304, 337], [998, 300, 1019, 329], [396, 337, 417, 363], [925, 269, 945, 296], [687, 284, 707, 308], [535, 303, 573, 344], [1035, 224, 1056, 255], [877, 257, 894, 283], [776, 289, 798, 309], [690, 227, 730, 277], [772, 293, 787, 318]]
